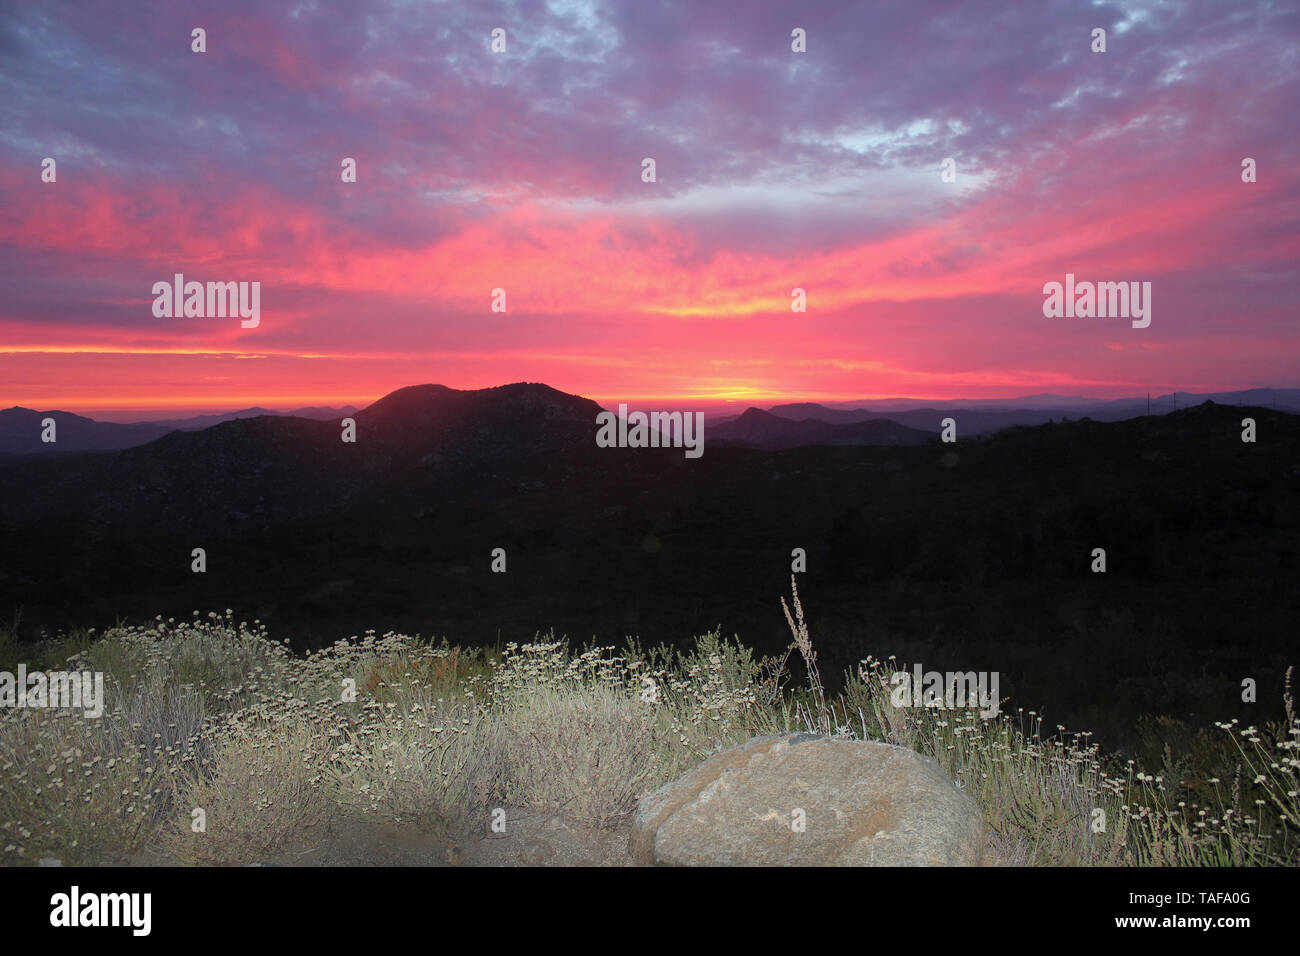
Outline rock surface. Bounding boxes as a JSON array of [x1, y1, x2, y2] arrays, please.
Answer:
[[630, 732, 984, 866]]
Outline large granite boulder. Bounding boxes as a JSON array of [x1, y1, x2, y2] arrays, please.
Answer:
[[630, 732, 984, 866]]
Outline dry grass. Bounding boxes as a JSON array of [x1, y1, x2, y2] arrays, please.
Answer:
[[836, 654, 1298, 866], [1, 599, 1295, 866], [162, 707, 331, 866], [487, 684, 656, 827]]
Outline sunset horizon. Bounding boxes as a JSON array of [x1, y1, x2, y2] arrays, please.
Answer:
[[8, 376, 1294, 423]]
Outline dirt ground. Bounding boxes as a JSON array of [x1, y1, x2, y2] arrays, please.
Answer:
[[118, 807, 641, 867]]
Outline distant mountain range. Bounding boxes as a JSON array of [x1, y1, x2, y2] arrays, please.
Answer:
[[147, 405, 358, 431], [3, 387, 1295, 456], [710, 408, 931, 449], [0, 408, 174, 456], [766, 388, 1300, 413], [710, 388, 1300, 437], [0, 404, 358, 455], [1, 379, 1294, 537]]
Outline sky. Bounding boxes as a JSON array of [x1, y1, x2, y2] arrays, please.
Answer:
[[1, 0, 1297, 417]]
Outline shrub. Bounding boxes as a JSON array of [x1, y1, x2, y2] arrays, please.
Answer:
[[162, 705, 330, 866]]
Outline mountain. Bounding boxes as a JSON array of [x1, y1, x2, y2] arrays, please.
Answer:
[[793, 394, 1103, 411], [147, 405, 359, 430], [0, 407, 174, 455], [146, 406, 280, 430], [759, 403, 882, 424], [0, 382, 602, 533], [710, 408, 932, 449], [0, 404, 362, 456], [755, 396, 1295, 437], [751, 402, 1106, 436], [795, 388, 1300, 412], [283, 405, 359, 421], [705, 388, 1300, 436]]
